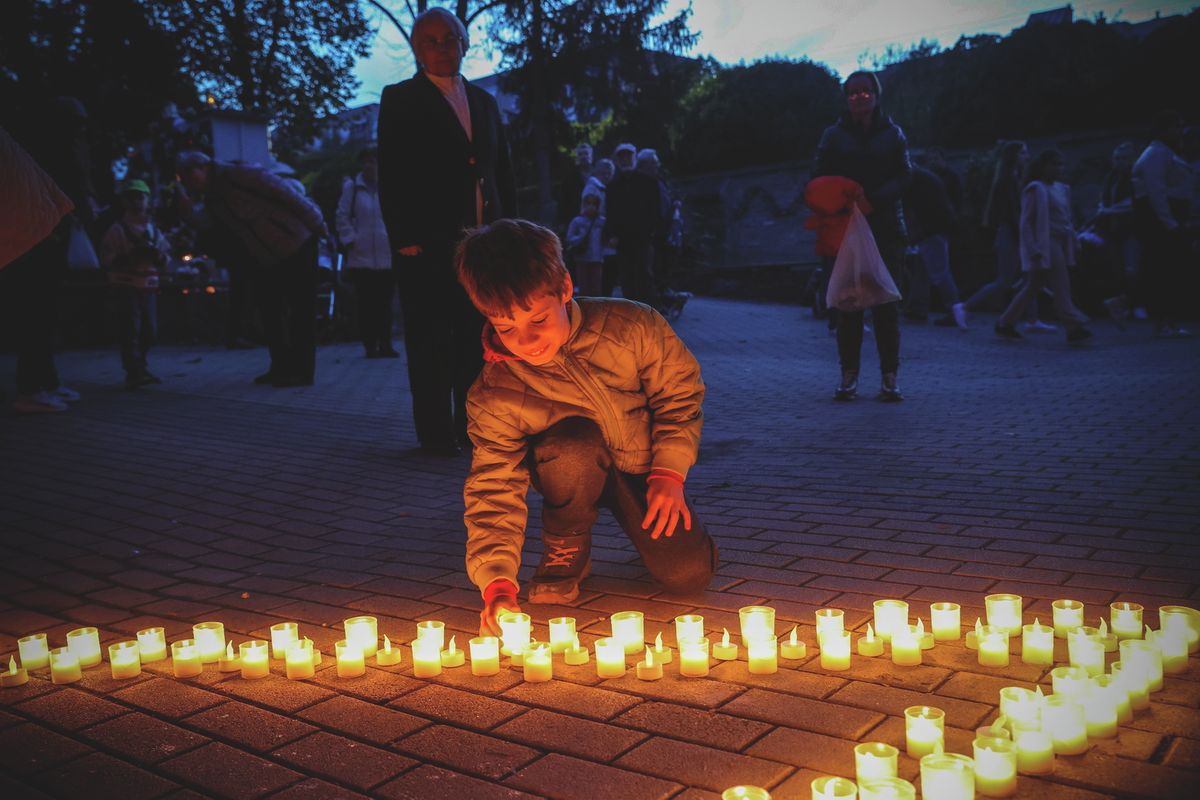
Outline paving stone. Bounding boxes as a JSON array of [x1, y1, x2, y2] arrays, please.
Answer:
[[160, 741, 302, 800], [266, 777, 371, 799], [15, 686, 128, 731], [33, 751, 178, 800], [297, 696, 429, 745], [113, 677, 225, 719], [720, 687, 885, 738], [186, 702, 316, 753], [493, 708, 647, 762], [388, 683, 524, 731], [599, 672, 748, 709], [506, 753, 681, 800], [1164, 736, 1200, 770], [502, 680, 643, 721], [0, 721, 90, 775], [271, 731, 417, 792], [392, 723, 540, 781], [616, 701, 771, 751], [800, 653, 952, 693], [744, 726, 858, 776], [308, 665, 423, 703], [215, 673, 336, 714], [616, 736, 792, 793], [375, 764, 540, 800], [80, 711, 210, 765], [1049, 749, 1194, 799], [710, 661, 845, 698], [0, 675, 56, 706], [827, 680, 994, 728]]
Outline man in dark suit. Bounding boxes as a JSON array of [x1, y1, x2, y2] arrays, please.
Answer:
[[377, 7, 516, 456]]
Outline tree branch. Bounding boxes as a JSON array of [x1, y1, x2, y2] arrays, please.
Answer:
[[364, 0, 411, 45]]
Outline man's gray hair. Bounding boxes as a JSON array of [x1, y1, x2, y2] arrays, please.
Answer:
[[411, 7, 470, 54]]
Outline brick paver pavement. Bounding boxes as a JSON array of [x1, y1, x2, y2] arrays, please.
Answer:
[[2, 298, 1199, 799]]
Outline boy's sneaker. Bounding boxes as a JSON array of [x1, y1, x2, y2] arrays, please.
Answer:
[[952, 302, 968, 330], [52, 385, 81, 402], [12, 391, 68, 414], [1021, 320, 1058, 334], [528, 532, 591, 605]]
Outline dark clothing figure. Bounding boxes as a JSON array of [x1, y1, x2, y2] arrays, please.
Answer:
[[904, 167, 963, 322], [605, 170, 667, 304], [377, 72, 515, 450], [905, 167, 955, 243]]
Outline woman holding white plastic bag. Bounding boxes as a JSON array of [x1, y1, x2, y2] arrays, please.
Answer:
[[813, 70, 911, 401]]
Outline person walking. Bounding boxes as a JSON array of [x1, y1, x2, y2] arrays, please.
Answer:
[[336, 146, 397, 358], [904, 158, 967, 329]]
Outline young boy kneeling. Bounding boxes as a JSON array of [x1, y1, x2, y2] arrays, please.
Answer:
[[457, 220, 719, 635]]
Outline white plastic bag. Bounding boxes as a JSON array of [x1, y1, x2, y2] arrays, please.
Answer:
[[825, 205, 901, 311]]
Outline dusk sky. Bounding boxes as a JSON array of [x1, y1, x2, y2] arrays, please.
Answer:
[[351, 0, 1194, 106]]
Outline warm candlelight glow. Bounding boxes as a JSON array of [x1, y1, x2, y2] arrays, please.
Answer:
[[49, 647, 82, 684], [819, 630, 851, 671], [1066, 627, 1104, 676], [905, 706, 945, 758], [611, 611, 645, 655], [564, 635, 589, 666], [652, 632, 673, 664], [17, 634, 50, 670], [109, 641, 141, 680], [498, 612, 532, 656], [675, 614, 705, 645], [285, 640, 315, 680], [441, 635, 465, 668], [811, 776, 857, 799], [857, 623, 883, 657], [239, 640, 270, 679], [854, 742, 899, 783], [523, 644, 552, 682], [747, 637, 778, 674], [1014, 729, 1054, 775], [679, 637, 710, 677], [891, 623, 922, 667], [1119, 639, 1164, 693], [977, 625, 1010, 667], [171, 639, 203, 679], [548, 617, 576, 653], [416, 620, 446, 650], [219, 641, 240, 672], [873, 599, 909, 642], [858, 777, 915, 800], [595, 637, 626, 678], [66, 627, 102, 668], [739, 606, 775, 646], [411, 637, 442, 678], [343, 616, 378, 657], [1159, 605, 1200, 653], [930, 602, 961, 641], [722, 787, 771, 800], [1109, 602, 1144, 640], [469, 636, 501, 676], [815, 608, 844, 641], [712, 628, 738, 660], [985, 593, 1024, 636], [1052, 599, 1084, 639], [193, 622, 226, 663], [781, 625, 807, 659], [636, 647, 663, 681], [1043, 695, 1088, 754], [966, 617, 983, 650], [376, 634, 403, 666], [919, 753, 975, 800], [136, 628, 167, 663], [973, 735, 1017, 797], [270, 622, 300, 660], [1, 656, 29, 688], [1021, 618, 1054, 666]]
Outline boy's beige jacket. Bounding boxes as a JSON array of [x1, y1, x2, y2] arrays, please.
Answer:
[[464, 297, 704, 592]]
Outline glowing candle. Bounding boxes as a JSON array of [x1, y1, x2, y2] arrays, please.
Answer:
[[1159, 605, 1200, 653], [17, 634, 49, 670], [270, 622, 300, 660], [307, 638, 321, 666], [679, 637, 710, 677], [66, 627, 102, 668], [739, 606, 775, 646], [108, 641, 141, 680], [998, 687, 1040, 732], [820, 631, 851, 671], [904, 706, 945, 758], [1066, 628, 1104, 676], [1052, 600, 1084, 638], [239, 640, 270, 679], [1120, 639, 1163, 692], [523, 644, 552, 682], [192, 622, 225, 663], [891, 624, 922, 667], [2, 656, 29, 687], [1148, 628, 1189, 674], [1095, 618, 1118, 652], [815, 608, 844, 641], [511, 639, 542, 667], [416, 620, 445, 651], [965, 618, 983, 650], [675, 614, 705, 645], [855, 742, 898, 782], [973, 736, 1017, 797], [873, 600, 908, 643], [712, 628, 738, 660], [285, 640, 315, 680], [411, 637, 441, 678], [498, 612, 531, 656], [1050, 665, 1091, 700], [1109, 602, 1143, 639], [931, 602, 961, 640], [977, 626, 1009, 667], [595, 637, 626, 678], [976, 722, 1010, 741], [611, 611, 645, 655], [781, 625, 807, 659], [722, 788, 771, 800], [637, 647, 663, 681], [914, 619, 934, 650], [748, 637, 778, 675], [1013, 728, 1054, 775], [1020, 619, 1054, 666], [651, 632, 673, 664], [441, 636, 465, 668], [49, 647, 81, 684], [857, 624, 884, 657], [811, 776, 857, 799], [171, 639, 202, 678], [1110, 660, 1150, 710], [548, 617, 576, 653], [985, 594, 1024, 636], [1093, 674, 1131, 724], [374, 634, 402, 666], [1043, 695, 1088, 754], [469, 636, 500, 676], [859, 777, 915, 800], [1083, 679, 1119, 739], [137, 628, 167, 663], [219, 641, 240, 672], [344, 616, 378, 657], [564, 635, 590, 666], [919, 753, 975, 800]]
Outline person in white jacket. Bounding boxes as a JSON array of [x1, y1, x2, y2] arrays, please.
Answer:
[[336, 147, 397, 357]]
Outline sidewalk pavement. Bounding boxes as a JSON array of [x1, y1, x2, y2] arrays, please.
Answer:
[[2, 298, 1198, 799]]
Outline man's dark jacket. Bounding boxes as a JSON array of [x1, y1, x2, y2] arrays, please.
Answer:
[[377, 72, 516, 252], [813, 109, 911, 244]]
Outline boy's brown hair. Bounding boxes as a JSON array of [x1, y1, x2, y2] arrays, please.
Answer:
[[456, 219, 570, 318]]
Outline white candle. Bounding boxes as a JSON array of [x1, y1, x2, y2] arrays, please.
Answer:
[[171, 639, 203, 678], [904, 706, 945, 758], [675, 614, 705, 645], [1049, 665, 1090, 700], [1, 656, 28, 688], [1013, 729, 1054, 775], [440, 636, 465, 668], [1093, 673, 1132, 724], [523, 644, 552, 682], [307, 638, 322, 666], [930, 602, 961, 641], [1109, 602, 1143, 640], [416, 620, 445, 651], [636, 647, 663, 681], [595, 637, 626, 678], [498, 612, 532, 656], [108, 641, 141, 680], [1043, 695, 1088, 754], [49, 647, 81, 684], [548, 617, 576, 653], [611, 611, 645, 655], [564, 635, 589, 666], [136, 627, 167, 662], [747, 637, 778, 675], [985, 593, 1024, 636], [1020, 619, 1054, 666], [712, 628, 738, 660], [722, 787, 771, 800], [820, 631, 851, 671], [873, 599, 908, 642], [1158, 605, 1200, 653], [1083, 679, 1119, 739], [218, 641, 240, 672], [334, 639, 365, 677], [998, 687, 1041, 732], [1119, 639, 1163, 693], [919, 753, 975, 800], [651, 632, 673, 664], [965, 618, 983, 650], [815, 608, 844, 641], [1096, 618, 1119, 652], [66, 627, 102, 668], [978, 626, 1010, 667], [343, 616, 378, 657], [679, 637, 710, 677], [854, 742, 898, 782], [376, 634, 403, 666], [1066, 628, 1104, 677], [739, 606, 775, 646], [469, 636, 500, 676], [857, 623, 883, 657], [192, 622, 225, 663], [781, 625, 807, 659], [1110, 660, 1150, 710], [811, 776, 857, 799], [411, 637, 442, 678], [1052, 599, 1084, 639], [973, 736, 1017, 797], [914, 619, 934, 650], [17, 634, 50, 670], [285, 640, 315, 680], [859, 777, 915, 800], [240, 640, 270, 679], [270, 622, 300, 660], [891, 624, 922, 667], [1148, 628, 1189, 674]]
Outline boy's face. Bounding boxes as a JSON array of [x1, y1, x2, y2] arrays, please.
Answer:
[[487, 276, 574, 366]]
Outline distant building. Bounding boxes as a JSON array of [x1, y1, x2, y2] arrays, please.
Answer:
[[1025, 5, 1074, 27]]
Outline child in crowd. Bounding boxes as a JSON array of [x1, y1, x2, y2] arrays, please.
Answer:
[[98, 180, 171, 388], [455, 219, 718, 635], [563, 193, 605, 296]]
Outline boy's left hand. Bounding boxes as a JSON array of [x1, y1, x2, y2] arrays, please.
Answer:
[[642, 478, 691, 540]]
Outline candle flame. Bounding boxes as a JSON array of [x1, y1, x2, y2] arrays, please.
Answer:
[[721, 628, 730, 647], [916, 618, 925, 636], [448, 636, 457, 654], [1033, 617, 1042, 628], [225, 642, 235, 659], [655, 632, 663, 650], [1099, 618, 1109, 637], [7, 656, 15, 674], [572, 635, 580, 649], [975, 618, 983, 634], [645, 647, 653, 667], [1035, 685, 1045, 699], [534, 644, 547, 658], [789, 625, 798, 646], [866, 623, 875, 642], [1145, 624, 1153, 637], [383, 634, 392, 652]]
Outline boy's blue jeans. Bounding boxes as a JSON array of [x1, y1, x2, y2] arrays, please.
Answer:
[[116, 288, 157, 377], [529, 417, 718, 595]]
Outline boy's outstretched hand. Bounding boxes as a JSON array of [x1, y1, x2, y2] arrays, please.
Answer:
[[479, 579, 522, 637], [643, 472, 692, 540]]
